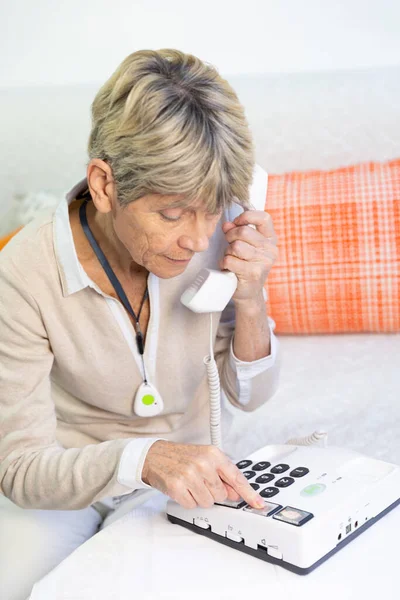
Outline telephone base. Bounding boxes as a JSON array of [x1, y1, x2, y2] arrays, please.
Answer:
[[168, 496, 400, 575], [166, 444, 400, 574]]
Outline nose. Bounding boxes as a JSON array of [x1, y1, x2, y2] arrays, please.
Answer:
[[178, 220, 211, 253]]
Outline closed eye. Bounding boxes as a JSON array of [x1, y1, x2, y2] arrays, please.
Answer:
[[159, 212, 182, 222], [159, 207, 222, 222]]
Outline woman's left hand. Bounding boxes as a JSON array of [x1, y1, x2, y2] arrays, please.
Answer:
[[219, 210, 278, 303]]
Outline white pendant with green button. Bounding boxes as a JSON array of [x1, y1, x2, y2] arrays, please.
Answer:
[[133, 382, 164, 417]]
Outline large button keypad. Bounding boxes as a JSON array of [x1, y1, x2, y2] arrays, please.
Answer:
[[219, 457, 314, 527], [232, 457, 311, 503]]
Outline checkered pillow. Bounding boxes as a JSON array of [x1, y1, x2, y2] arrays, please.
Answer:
[[265, 159, 400, 333]]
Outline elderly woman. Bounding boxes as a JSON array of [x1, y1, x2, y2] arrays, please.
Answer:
[[0, 49, 280, 599]]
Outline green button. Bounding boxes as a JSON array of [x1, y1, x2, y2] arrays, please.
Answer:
[[142, 394, 155, 406], [300, 483, 326, 497]]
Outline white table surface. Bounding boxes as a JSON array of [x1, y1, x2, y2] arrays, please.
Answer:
[[30, 490, 400, 600]]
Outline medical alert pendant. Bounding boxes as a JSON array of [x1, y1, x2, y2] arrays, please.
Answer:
[[133, 381, 164, 417]]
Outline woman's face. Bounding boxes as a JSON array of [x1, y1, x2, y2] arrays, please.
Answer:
[[112, 193, 222, 278]]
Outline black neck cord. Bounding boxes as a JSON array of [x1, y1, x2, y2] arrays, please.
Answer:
[[79, 199, 149, 382]]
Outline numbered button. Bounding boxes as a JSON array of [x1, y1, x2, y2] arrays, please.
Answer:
[[252, 461, 271, 471], [260, 487, 280, 498], [250, 483, 260, 490], [236, 460, 252, 470], [290, 467, 309, 478], [255, 473, 275, 484], [275, 477, 295, 488], [270, 464, 290, 474], [242, 470, 256, 480]]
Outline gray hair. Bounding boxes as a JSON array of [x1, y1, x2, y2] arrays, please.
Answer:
[[88, 48, 255, 212]]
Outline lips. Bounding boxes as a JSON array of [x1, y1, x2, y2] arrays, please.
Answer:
[[165, 256, 192, 262]]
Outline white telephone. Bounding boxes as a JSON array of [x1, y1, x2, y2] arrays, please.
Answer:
[[167, 444, 400, 574]]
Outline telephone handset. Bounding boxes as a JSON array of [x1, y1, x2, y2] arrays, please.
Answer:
[[180, 164, 269, 448], [180, 164, 269, 314], [180, 269, 238, 313]]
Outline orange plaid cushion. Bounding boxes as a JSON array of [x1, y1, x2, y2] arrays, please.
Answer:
[[0, 227, 22, 251], [265, 159, 400, 333]]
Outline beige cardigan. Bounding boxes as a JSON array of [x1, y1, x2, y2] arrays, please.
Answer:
[[0, 180, 281, 510]]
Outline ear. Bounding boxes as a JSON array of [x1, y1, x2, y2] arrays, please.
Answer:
[[87, 159, 116, 214]]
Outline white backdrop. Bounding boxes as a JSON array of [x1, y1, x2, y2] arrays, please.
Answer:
[[1, 1, 400, 229], [1, 0, 400, 87], [1, 65, 400, 234]]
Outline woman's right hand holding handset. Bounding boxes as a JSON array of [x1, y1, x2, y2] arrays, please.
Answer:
[[141, 440, 266, 509]]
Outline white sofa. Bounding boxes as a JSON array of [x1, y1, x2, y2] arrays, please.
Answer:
[[1, 65, 399, 599]]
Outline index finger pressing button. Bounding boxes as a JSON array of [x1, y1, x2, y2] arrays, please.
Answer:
[[243, 501, 282, 517]]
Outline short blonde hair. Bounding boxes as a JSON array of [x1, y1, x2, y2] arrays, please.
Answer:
[[88, 49, 255, 212]]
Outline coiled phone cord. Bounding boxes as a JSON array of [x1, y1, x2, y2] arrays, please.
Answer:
[[204, 313, 223, 449], [204, 314, 328, 450]]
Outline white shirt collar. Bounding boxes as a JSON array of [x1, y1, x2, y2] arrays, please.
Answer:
[[53, 177, 93, 297]]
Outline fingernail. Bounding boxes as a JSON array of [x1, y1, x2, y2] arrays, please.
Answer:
[[256, 499, 265, 508]]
